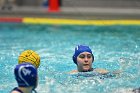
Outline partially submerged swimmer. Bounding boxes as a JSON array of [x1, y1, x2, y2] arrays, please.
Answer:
[[70, 45, 109, 74], [11, 63, 38, 93]]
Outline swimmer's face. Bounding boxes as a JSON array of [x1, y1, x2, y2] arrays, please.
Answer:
[[77, 52, 93, 72]]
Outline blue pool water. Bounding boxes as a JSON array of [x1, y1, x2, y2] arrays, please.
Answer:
[[0, 23, 140, 93]]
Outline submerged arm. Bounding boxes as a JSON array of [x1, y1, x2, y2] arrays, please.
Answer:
[[94, 68, 109, 74]]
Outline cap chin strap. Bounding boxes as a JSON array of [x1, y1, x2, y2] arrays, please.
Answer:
[[82, 68, 93, 72], [32, 89, 37, 93], [32, 82, 37, 93]]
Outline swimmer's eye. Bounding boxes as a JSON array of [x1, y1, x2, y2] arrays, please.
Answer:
[[78, 54, 92, 59], [78, 54, 85, 58], [87, 54, 92, 58]]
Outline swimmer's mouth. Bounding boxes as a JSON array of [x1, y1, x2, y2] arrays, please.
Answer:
[[83, 64, 89, 66]]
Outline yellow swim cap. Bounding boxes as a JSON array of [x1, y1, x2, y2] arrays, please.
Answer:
[[18, 50, 40, 68]]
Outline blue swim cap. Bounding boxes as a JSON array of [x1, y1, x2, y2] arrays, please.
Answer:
[[14, 63, 37, 87], [72, 45, 94, 64]]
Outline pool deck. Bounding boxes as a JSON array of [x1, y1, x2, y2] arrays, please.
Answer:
[[0, 6, 140, 19]]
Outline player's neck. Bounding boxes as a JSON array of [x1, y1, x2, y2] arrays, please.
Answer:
[[18, 87, 33, 93]]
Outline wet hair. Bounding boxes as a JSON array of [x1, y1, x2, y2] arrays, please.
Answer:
[[14, 63, 37, 88], [72, 45, 94, 64]]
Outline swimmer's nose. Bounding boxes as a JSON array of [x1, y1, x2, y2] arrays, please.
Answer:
[[84, 57, 89, 63]]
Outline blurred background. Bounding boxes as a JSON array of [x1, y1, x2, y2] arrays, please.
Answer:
[[0, 0, 140, 19], [0, 0, 140, 8]]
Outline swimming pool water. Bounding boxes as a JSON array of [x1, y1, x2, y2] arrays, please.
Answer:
[[0, 23, 140, 93]]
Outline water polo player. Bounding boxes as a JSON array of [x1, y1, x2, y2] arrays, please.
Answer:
[[71, 45, 109, 74], [18, 50, 40, 68], [11, 63, 38, 93]]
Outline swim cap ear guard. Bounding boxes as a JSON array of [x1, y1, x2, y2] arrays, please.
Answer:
[[72, 45, 94, 65], [14, 63, 37, 89]]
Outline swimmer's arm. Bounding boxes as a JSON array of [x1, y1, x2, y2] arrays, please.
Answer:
[[94, 68, 122, 75], [110, 70, 122, 78], [94, 68, 109, 74], [112, 70, 122, 74], [69, 70, 78, 74]]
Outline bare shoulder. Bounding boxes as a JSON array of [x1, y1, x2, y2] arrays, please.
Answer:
[[11, 91, 21, 93], [69, 70, 78, 74], [94, 68, 109, 74]]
